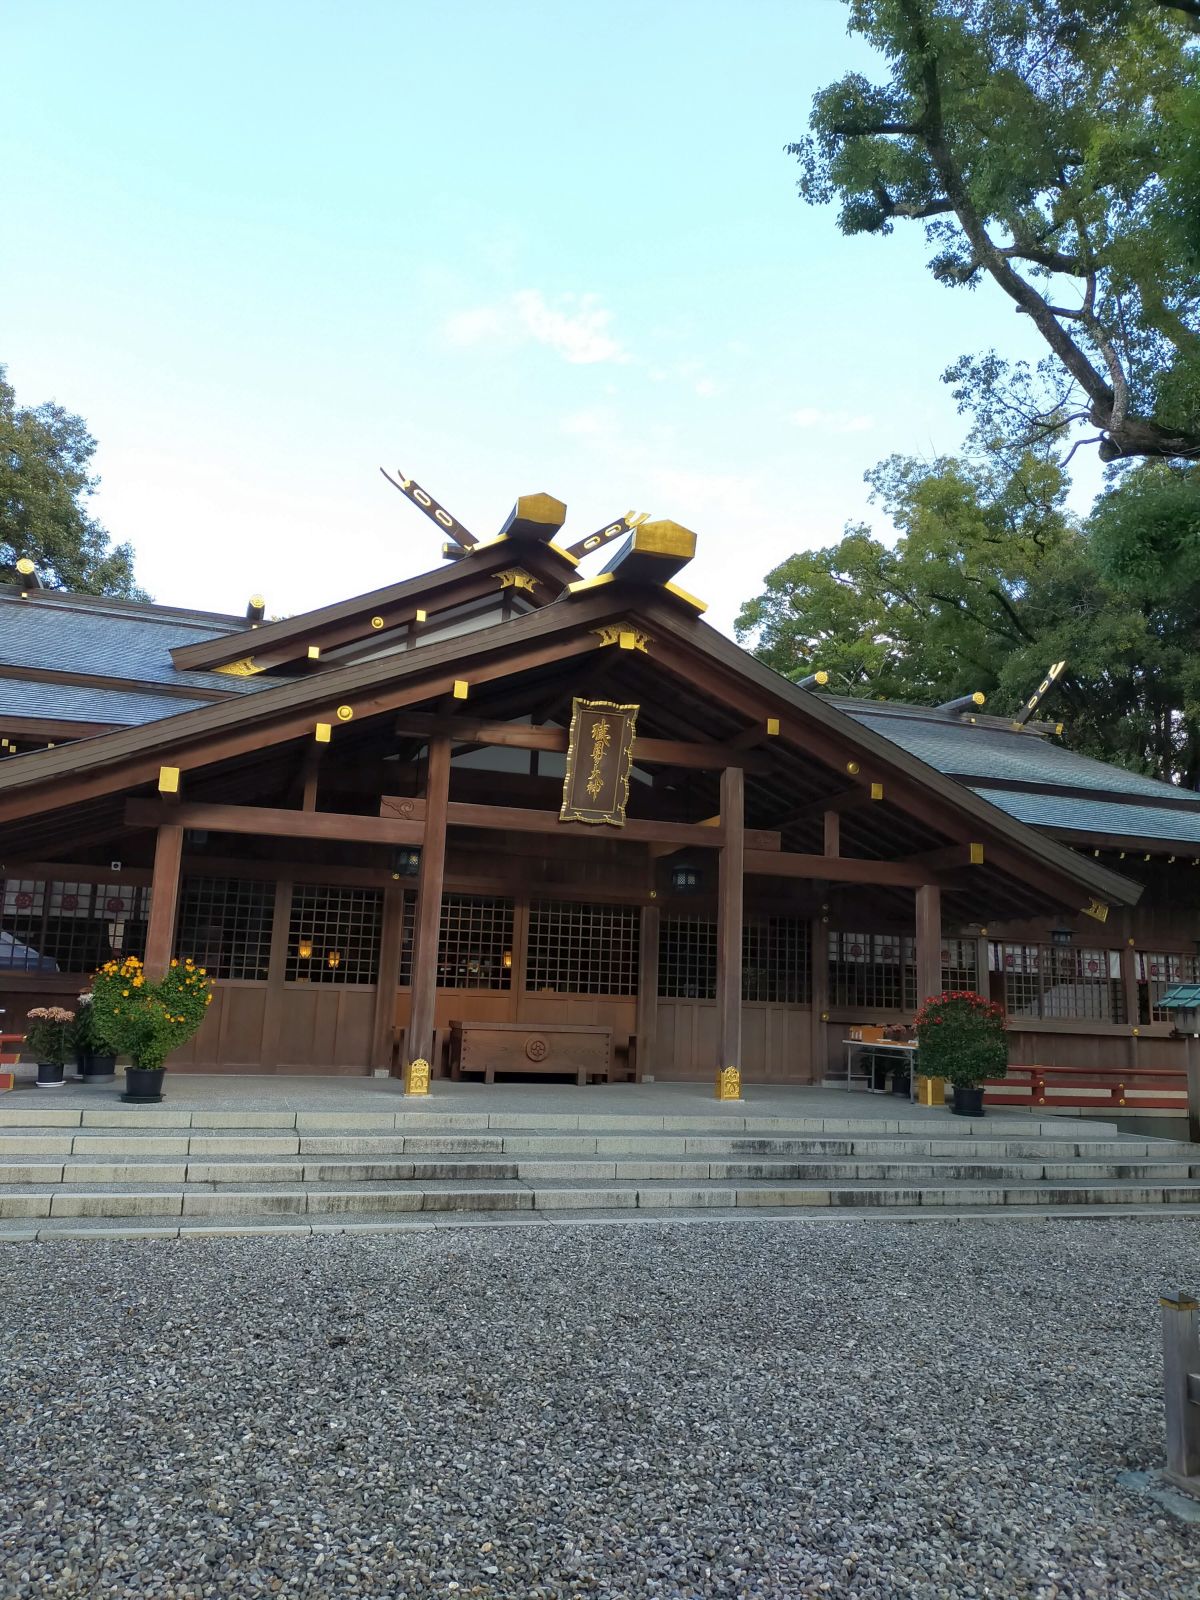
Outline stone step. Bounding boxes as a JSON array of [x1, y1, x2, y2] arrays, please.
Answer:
[[3, 1154, 1197, 1188], [5, 1176, 1200, 1221], [0, 1106, 1124, 1137], [1, 1128, 1184, 1163]]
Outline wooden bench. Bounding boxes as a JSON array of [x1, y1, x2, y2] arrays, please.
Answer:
[[391, 1023, 640, 1083], [449, 1020, 613, 1085]]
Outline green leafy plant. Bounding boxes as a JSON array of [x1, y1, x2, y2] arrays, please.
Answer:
[[915, 991, 1008, 1088], [69, 993, 103, 1054], [90, 956, 213, 1071], [24, 1006, 76, 1065]]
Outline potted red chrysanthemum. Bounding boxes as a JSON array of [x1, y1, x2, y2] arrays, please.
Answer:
[[914, 990, 1008, 1117]]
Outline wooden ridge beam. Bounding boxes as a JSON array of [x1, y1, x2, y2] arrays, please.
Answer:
[[904, 841, 985, 870], [744, 849, 950, 888], [126, 799, 426, 846], [391, 714, 771, 772], [772, 782, 885, 829]]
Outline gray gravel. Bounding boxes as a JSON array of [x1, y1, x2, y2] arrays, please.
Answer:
[[3, 1221, 1200, 1599]]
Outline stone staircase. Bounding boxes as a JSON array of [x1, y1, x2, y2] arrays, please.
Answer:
[[2, 1103, 1200, 1238]]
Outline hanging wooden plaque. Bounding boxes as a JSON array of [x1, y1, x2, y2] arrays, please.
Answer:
[[560, 698, 640, 827]]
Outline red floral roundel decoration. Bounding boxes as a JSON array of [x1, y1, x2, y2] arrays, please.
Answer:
[[15, 892, 33, 909], [60, 895, 79, 912], [105, 897, 124, 913]]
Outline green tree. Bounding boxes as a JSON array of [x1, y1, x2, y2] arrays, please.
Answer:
[[793, 1, 1200, 463], [0, 364, 143, 596], [736, 452, 1200, 784]]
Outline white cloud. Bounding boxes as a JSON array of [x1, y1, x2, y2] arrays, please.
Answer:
[[694, 377, 719, 398], [789, 406, 875, 434], [442, 289, 629, 365]]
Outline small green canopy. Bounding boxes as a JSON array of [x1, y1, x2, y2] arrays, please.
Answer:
[[1156, 984, 1200, 1009]]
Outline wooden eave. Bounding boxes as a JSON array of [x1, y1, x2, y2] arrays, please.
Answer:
[[167, 540, 576, 673], [0, 582, 1141, 915]]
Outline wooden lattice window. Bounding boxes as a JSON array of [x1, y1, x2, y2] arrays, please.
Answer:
[[437, 895, 513, 990], [659, 914, 811, 1003], [659, 914, 717, 999], [940, 938, 979, 993], [993, 942, 1125, 1023], [828, 931, 917, 1011], [175, 878, 274, 981], [286, 885, 382, 984], [526, 900, 640, 996], [0, 878, 150, 974]]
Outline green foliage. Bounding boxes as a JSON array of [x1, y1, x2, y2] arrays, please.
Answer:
[[795, 1, 1200, 462], [915, 991, 1008, 1086], [0, 364, 144, 596], [90, 956, 214, 1071], [736, 451, 1200, 784]]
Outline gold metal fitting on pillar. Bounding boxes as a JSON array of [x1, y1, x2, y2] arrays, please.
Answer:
[[715, 1066, 742, 1101], [404, 1058, 431, 1096]]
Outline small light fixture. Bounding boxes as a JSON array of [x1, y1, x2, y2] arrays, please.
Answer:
[[391, 846, 421, 878], [503, 949, 513, 970], [670, 861, 701, 895], [298, 938, 313, 961], [327, 950, 342, 969], [1051, 928, 1073, 948]]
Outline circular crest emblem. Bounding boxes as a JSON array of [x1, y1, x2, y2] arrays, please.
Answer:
[[525, 1035, 549, 1063]]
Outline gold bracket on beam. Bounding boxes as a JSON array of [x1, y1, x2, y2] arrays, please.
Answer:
[[315, 723, 332, 743], [214, 657, 265, 677], [496, 568, 539, 593], [158, 765, 181, 795], [453, 680, 470, 700], [593, 623, 651, 653], [1083, 898, 1110, 923]]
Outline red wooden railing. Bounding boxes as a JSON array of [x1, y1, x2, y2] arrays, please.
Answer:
[[984, 1062, 1187, 1111]]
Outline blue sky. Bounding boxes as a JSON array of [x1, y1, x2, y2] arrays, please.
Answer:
[[4, 1, 1077, 633]]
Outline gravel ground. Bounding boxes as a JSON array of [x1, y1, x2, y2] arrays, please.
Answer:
[[3, 1221, 1200, 1600]]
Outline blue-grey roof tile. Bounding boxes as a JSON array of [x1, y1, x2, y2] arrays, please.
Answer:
[[970, 787, 1200, 845], [0, 678, 212, 725], [847, 706, 1194, 804], [0, 595, 267, 697]]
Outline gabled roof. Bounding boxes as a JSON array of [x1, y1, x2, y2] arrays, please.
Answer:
[[0, 575, 1141, 919], [167, 525, 578, 673]]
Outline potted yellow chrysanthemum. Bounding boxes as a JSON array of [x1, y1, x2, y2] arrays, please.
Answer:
[[90, 956, 214, 1103]]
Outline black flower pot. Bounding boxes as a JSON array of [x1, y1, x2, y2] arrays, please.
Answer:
[[80, 1053, 117, 1084], [952, 1084, 986, 1118], [121, 1066, 166, 1104], [35, 1061, 65, 1089]]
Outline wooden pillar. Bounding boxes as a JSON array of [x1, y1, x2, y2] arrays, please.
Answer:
[[823, 811, 840, 858], [809, 894, 830, 1084], [716, 767, 744, 1076], [406, 736, 451, 1071], [259, 879, 294, 1072], [914, 883, 942, 1011], [372, 881, 409, 1073], [143, 824, 184, 979], [637, 903, 660, 1080], [1120, 940, 1141, 1069]]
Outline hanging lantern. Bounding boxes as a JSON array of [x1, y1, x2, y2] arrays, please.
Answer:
[[670, 860, 701, 895], [1051, 928, 1074, 947], [297, 938, 313, 961], [391, 846, 422, 879], [327, 950, 342, 970]]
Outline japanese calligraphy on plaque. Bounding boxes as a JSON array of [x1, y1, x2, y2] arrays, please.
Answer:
[[560, 698, 640, 826]]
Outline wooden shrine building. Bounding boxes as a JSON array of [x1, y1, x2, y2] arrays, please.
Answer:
[[1, 482, 1199, 1087]]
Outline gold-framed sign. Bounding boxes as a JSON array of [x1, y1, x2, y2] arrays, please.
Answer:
[[560, 698, 640, 826]]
